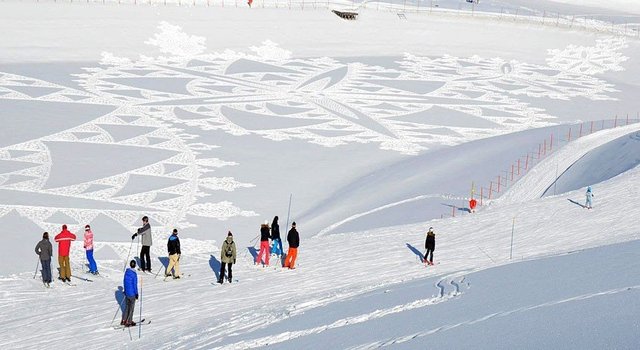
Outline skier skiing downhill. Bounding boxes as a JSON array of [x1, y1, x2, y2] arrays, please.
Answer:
[[284, 222, 300, 269], [121, 260, 139, 327], [132, 216, 152, 272], [424, 227, 435, 265], [270, 216, 283, 262], [165, 229, 181, 279], [218, 231, 236, 284], [255, 221, 271, 266], [54, 224, 76, 282], [83, 225, 99, 275], [585, 186, 594, 209], [34, 232, 53, 287]]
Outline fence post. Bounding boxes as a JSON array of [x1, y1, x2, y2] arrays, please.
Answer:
[[538, 144, 541, 159], [601, 119, 604, 130], [489, 182, 493, 200], [568, 127, 571, 142], [579, 123, 583, 137], [614, 115, 618, 127], [517, 158, 520, 175], [590, 121, 594, 134], [480, 187, 484, 206], [497, 175, 501, 193], [550, 133, 553, 151], [511, 164, 514, 181], [452, 206, 455, 217], [626, 113, 629, 125], [525, 154, 529, 171]]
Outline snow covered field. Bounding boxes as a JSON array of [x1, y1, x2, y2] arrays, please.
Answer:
[[1, 0, 639, 348]]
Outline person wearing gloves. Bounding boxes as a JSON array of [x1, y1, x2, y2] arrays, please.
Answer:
[[34, 232, 53, 287], [84, 225, 99, 275], [121, 260, 139, 327], [218, 231, 237, 284], [284, 222, 300, 269], [165, 229, 181, 279], [132, 216, 152, 272]]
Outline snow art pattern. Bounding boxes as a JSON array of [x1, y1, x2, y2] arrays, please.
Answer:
[[0, 22, 628, 241]]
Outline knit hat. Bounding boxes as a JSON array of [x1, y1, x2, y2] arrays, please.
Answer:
[[130, 260, 136, 268], [173, 228, 178, 234], [227, 231, 233, 236], [62, 224, 67, 230], [292, 221, 296, 227]]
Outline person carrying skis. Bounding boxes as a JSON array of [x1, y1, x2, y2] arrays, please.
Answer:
[[424, 227, 436, 265], [284, 222, 300, 269], [585, 186, 594, 209], [35, 232, 53, 287], [165, 229, 181, 279], [121, 260, 139, 327], [83, 224, 99, 275], [270, 216, 283, 262], [54, 224, 76, 282], [218, 231, 236, 284], [132, 216, 153, 272], [255, 220, 270, 266]]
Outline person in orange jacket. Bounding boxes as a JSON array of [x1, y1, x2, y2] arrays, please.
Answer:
[[55, 224, 77, 282]]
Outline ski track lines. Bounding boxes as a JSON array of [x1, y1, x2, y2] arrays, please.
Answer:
[[3, 129, 640, 349], [348, 285, 640, 349]]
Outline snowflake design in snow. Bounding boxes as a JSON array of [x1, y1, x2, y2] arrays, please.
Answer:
[[547, 37, 628, 75]]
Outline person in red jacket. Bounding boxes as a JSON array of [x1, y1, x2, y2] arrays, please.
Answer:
[[55, 224, 77, 282]]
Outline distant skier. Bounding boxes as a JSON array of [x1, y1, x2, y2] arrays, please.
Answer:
[[270, 216, 283, 262], [132, 216, 153, 272], [469, 198, 477, 213], [585, 186, 594, 209], [424, 227, 435, 265], [248, 0, 252, 7], [255, 221, 271, 266], [121, 260, 139, 327], [34, 232, 53, 287], [54, 224, 76, 282], [83, 225, 99, 275], [284, 222, 300, 269], [218, 231, 236, 284], [165, 229, 181, 279]]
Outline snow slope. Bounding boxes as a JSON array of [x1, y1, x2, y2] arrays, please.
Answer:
[[1, 1, 640, 348]]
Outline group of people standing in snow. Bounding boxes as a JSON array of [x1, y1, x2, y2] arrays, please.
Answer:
[[254, 216, 300, 270], [34, 224, 99, 287]]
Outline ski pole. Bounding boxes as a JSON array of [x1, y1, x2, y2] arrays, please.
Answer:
[[110, 294, 126, 327], [33, 259, 40, 279], [285, 194, 292, 234], [123, 238, 134, 272], [138, 277, 143, 339], [249, 233, 260, 245]]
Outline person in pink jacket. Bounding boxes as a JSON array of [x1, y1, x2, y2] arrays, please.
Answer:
[[84, 225, 99, 275]]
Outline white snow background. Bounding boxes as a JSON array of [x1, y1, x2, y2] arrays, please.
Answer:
[[0, 0, 639, 348]]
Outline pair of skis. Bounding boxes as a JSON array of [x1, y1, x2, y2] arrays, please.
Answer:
[[113, 319, 151, 330]]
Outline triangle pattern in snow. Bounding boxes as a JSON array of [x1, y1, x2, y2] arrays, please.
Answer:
[[97, 124, 157, 142]]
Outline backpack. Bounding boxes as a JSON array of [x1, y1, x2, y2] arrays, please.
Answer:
[[225, 242, 234, 257]]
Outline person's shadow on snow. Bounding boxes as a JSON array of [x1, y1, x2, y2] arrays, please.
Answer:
[[406, 243, 424, 262], [248, 246, 259, 261], [157, 257, 169, 275], [568, 198, 587, 208], [115, 286, 126, 313], [209, 255, 221, 281]]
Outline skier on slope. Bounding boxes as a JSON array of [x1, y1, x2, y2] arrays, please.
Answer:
[[54, 224, 76, 282], [121, 260, 139, 327], [270, 216, 283, 263], [424, 227, 436, 265], [284, 222, 300, 269], [132, 216, 153, 272], [165, 229, 181, 279], [255, 220, 271, 266], [34, 232, 53, 287], [469, 198, 477, 213], [83, 225, 99, 275], [218, 231, 237, 284], [585, 186, 594, 209]]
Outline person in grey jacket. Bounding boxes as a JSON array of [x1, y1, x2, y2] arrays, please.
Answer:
[[35, 232, 53, 287], [132, 216, 153, 272]]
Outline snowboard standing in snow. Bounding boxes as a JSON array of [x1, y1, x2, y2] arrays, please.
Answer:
[[218, 231, 236, 284], [424, 227, 435, 266], [34, 231, 53, 287]]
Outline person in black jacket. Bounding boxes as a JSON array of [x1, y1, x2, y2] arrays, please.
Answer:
[[270, 216, 283, 260], [424, 227, 435, 265], [284, 222, 300, 269], [165, 229, 181, 279]]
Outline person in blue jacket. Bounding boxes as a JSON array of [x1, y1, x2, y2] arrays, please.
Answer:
[[121, 260, 139, 327], [585, 186, 594, 209]]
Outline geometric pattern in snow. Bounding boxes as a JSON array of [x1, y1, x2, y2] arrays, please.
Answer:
[[389, 106, 499, 129], [44, 211, 79, 225], [114, 174, 188, 197], [97, 124, 157, 142]]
